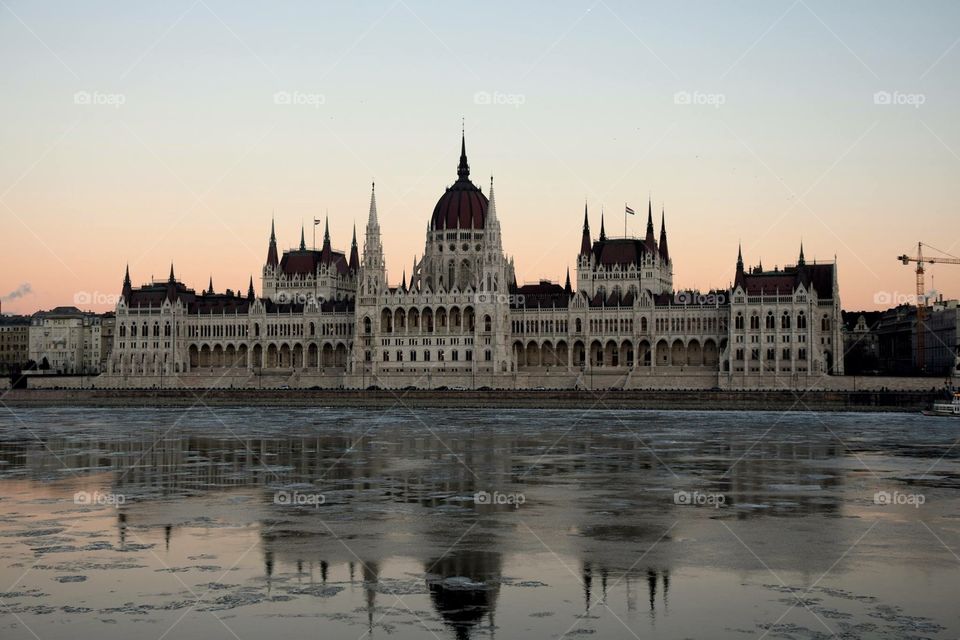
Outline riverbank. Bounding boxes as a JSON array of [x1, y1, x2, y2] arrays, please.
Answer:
[[0, 388, 942, 412]]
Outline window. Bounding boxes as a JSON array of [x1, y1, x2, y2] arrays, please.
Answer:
[[735, 314, 744, 330]]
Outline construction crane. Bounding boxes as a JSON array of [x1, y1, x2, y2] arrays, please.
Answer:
[[898, 242, 960, 372]]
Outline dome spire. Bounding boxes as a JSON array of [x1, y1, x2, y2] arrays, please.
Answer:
[[457, 123, 470, 181]]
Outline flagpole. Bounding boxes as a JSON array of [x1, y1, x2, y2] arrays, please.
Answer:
[[624, 202, 627, 238]]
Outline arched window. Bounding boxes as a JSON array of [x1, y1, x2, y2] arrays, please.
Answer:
[[363, 317, 372, 334], [484, 315, 492, 332], [749, 314, 760, 330], [781, 313, 791, 330], [765, 312, 775, 329], [821, 314, 830, 331], [735, 313, 744, 330], [797, 312, 807, 329]]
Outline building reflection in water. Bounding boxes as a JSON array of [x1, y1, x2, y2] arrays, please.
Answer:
[[426, 550, 501, 640], [1, 411, 864, 638]]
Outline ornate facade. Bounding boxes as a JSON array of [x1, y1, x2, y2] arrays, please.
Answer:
[[105, 133, 843, 389]]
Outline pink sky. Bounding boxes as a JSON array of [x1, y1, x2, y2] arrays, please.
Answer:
[[2, 2, 959, 314]]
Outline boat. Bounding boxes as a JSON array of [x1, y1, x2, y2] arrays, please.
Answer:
[[923, 392, 960, 417]]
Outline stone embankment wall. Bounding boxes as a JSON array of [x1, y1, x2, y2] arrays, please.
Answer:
[[2, 387, 942, 412]]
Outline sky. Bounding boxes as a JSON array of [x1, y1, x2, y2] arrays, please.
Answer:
[[1, 0, 959, 314]]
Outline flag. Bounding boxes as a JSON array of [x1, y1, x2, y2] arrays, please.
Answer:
[[313, 218, 322, 226], [625, 204, 635, 216]]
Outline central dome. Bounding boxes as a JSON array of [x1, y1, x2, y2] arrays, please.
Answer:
[[430, 134, 488, 231]]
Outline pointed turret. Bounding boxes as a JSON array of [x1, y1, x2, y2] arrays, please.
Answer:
[[486, 176, 498, 224], [247, 276, 255, 301], [299, 223, 306, 251], [645, 198, 656, 249], [320, 216, 332, 261], [122, 264, 132, 303], [368, 182, 378, 226], [735, 243, 745, 288], [410, 255, 418, 292], [348, 223, 359, 272], [797, 241, 806, 267], [207, 275, 214, 295], [658, 208, 669, 263], [266, 218, 279, 267], [166, 263, 177, 302], [362, 181, 385, 294], [599, 210, 607, 241], [564, 267, 572, 294], [580, 202, 592, 256], [401, 269, 407, 292]]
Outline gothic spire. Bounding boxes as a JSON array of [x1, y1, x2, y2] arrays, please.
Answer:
[[247, 276, 255, 301], [367, 182, 378, 227], [348, 223, 359, 272], [266, 218, 279, 267], [321, 216, 331, 253], [658, 208, 669, 263], [122, 264, 132, 303], [580, 202, 592, 256], [486, 176, 498, 224], [564, 267, 572, 294], [207, 275, 214, 294], [299, 223, 306, 251], [798, 241, 806, 267], [168, 263, 175, 283], [645, 197, 656, 248], [599, 210, 607, 241]]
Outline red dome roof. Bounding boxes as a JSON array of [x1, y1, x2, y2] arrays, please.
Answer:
[[430, 135, 488, 231]]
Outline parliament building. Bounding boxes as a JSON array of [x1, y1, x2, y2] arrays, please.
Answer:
[[104, 134, 843, 389]]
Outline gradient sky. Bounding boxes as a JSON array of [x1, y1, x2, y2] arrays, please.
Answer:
[[2, 0, 959, 314]]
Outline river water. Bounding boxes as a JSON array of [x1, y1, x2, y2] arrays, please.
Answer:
[[0, 407, 957, 639]]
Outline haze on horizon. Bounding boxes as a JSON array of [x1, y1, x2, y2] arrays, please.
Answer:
[[1, 0, 958, 315]]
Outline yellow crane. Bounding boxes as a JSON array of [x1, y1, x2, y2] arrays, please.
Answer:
[[898, 242, 960, 372]]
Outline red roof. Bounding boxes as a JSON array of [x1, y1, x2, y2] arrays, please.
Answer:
[[279, 249, 350, 277]]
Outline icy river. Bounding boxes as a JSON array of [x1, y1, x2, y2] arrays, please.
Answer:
[[0, 407, 958, 639]]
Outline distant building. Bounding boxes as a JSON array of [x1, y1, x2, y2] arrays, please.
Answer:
[[925, 299, 960, 375], [842, 311, 882, 374], [29, 306, 103, 374], [844, 299, 959, 376], [0, 315, 31, 374], [99, 313, 115, 372]]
